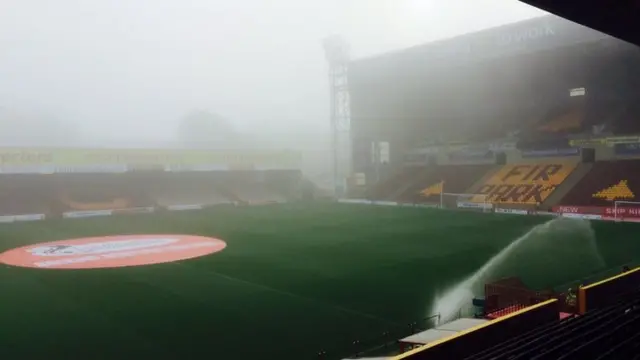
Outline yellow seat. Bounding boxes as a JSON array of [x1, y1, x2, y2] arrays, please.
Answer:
[[592, 180, 635, 201], [471, 163, 576, 204]]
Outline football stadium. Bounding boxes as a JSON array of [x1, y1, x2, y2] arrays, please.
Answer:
[[3, 9, 640, 360]]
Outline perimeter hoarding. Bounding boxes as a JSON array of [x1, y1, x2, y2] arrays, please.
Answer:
[[553, 205, 640, 219], [614, 143, 640, 155], [0, 148, 301, 173]]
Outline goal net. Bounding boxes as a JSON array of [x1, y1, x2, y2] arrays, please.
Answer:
[[439, 192, 492, 212], [613, 201, 640, 221]]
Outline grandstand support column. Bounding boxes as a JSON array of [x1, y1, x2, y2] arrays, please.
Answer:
[[322, 35, 351, 197]]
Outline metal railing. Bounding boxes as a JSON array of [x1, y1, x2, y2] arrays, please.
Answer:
[[553, 260, 640, 294], [317, 313, 441, 359]]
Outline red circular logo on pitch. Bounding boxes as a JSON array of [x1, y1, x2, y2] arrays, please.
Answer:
[[0, 234, 226, 270]]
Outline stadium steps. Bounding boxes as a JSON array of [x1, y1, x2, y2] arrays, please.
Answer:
[[463, 315, 577, 360], [366, 167, 420, 200], [465, 288, 640, 360], [522, 301, 640, 359], [215, 184, 244, 203], [539, 163, 593, 211], [391, 167, 432, 201], [463, 165, 502, 195]]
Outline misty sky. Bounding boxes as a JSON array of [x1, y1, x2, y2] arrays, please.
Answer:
[[0, 0, 546, 143]]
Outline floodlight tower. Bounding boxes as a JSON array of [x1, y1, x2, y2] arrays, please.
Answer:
[[322, 35, 351, 197]]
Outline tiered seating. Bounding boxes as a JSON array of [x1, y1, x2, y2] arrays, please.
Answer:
[[229, 183, 284, 204], [517, 102, 586, 142], [368, 167, 424, 200], [611, 102, 640, 134], [223, 171, 284, 204], [559, 160, 640, 207], [397, 165, 493, 205], [148, 173, 231, 208], [471, 163, 576, 205], [0, 192, 51, 216], [264, 170, 301, 200], [53, 173, 154, 212], [464, 288, 640, 360], [593, 180, 635, 201], [0, 175, 52, 215], [537, 108, 583, 134]]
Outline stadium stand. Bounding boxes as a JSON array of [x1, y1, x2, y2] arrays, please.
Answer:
[[374, 267, 640, 360], [0, 192, 51, 217], [463, 287, 640, 360], [537, 106, 583, 134], [148, 173, 231, 208], [368, 167, 425, 200], [223, 171, 285, 204], [611, 102, 640, 134], [0, 163, 300, 219], [559, 160, 640, 207], [0, 175, 52, 217], [393, 299, 561, 360], [53, 173, 154, 213], [264, 170, 302, 200], [470, 163, 576, 205], [397, 165, 494, 206], [518, 101, 587, 142], [342, 4, 640, 360]]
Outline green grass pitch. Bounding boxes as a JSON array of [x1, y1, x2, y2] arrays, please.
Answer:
[[1, 203, 640, 359]]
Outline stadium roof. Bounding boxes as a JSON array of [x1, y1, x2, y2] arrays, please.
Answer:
[[350, 15, 613, 71], [519, 0, 640, 47]]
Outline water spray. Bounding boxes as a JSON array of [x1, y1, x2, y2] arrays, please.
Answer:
[[430, 217, 604, 323]]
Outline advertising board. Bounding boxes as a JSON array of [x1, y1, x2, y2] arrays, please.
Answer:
[[605, 136, 640, 146], [167, 204, 204, 211], [561, 213, 602, 220], [614, 143, 640, 155], [457, 202, 493, 209], [0, 214, 46, 223], [569, 138, 606, 147], [521, 148, 580, 158], [552, 206, 599, 214], [495, 208, 528, 215], [63, 210, 113, 218], [448, 149, 494, 161], [552, 205, 640, 219]]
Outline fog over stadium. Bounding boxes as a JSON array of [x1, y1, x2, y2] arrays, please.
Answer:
[[0, 0, 545, 184], [4, 2, 640, 358]]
